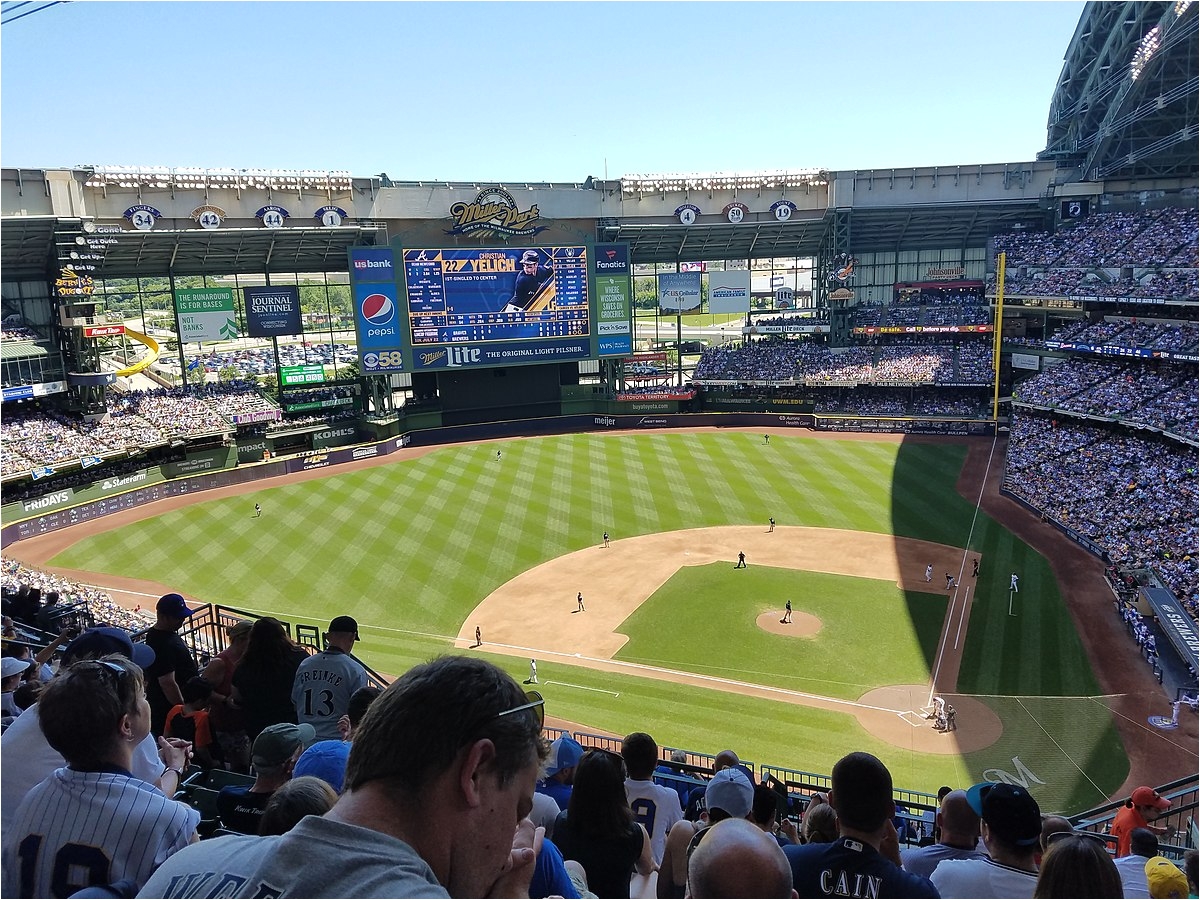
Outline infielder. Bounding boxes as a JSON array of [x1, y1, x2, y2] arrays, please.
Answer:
[[925, 564, 933, 583], [529, 659, 538, 684], [577, 592, 585, 612]]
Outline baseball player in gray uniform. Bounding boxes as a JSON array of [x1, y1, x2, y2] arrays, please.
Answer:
[[291, 615, 368, 742], [1, 655, 199, 897]]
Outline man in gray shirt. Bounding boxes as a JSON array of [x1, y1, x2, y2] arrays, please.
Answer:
[[139, 655, 549, 898], [291, 615, 368, 741], [901, 789, 987, 879]]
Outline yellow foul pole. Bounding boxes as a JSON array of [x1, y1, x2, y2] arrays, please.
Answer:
[[992, 251, 1006, 422]]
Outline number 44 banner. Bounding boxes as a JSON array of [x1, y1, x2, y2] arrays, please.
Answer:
[[175, 288, 239, 342]]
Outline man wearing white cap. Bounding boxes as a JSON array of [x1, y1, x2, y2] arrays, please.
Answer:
[[1, 656, 33, 719]]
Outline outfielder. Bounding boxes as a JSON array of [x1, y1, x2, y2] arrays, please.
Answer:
[[1010, 572, 1019, 592]]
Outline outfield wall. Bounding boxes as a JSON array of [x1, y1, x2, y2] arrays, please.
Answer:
[[1, 413, 994, 547]]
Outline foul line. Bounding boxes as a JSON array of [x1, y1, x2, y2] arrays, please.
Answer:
[[928, 433, 1000, 708], [545, 680, 620, 697]]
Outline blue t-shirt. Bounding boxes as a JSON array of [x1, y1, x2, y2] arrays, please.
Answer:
[[529, 837, 579, 899], [785, 836, 938, 898], [536, 780, 572, 811]]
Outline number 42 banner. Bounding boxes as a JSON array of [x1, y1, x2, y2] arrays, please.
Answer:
[[175, 288, 239, 342]]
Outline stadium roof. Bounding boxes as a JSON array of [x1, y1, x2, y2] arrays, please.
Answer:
[[1042, 1, 1199, 181], [601, 199, 1046, 265], [0, 218, 388, 281]]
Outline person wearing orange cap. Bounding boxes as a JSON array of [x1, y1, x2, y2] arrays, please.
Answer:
[[1112, 786, 1172, 857]]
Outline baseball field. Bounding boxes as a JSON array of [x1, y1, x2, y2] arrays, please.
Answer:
[[28, 429, 1149, 813]]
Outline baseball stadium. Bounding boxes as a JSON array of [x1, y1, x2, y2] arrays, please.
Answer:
[[1, 1, 1198, 894]]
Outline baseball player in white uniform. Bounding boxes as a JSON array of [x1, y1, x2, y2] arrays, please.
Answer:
[[1010, 572, 1020, 592], [292, 616, 368, 741], [1, 655, 198, 898]]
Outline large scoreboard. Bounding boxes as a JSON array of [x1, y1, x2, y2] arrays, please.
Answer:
[[403, 247, 589, 346], [348, 242, 630, 374]]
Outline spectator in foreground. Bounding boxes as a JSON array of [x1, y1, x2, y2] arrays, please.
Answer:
[[231, 617, 309, 741], [202, 619, 252, 772], [1144, 855, 1189, 899], [1112, 827, 1159, 898], [291, 615, 367, 741], [536, 734, 584, 810], [1033, 831, 1122, 897], [901, 788, 987, 878], [687, 816, 796, 898], [164, 675, 216, 770], [659, 768, 755, 898], [1, 655, 199, 897], [218, 722, 315, 835], [1111, 786, 1173, 856], [622, 731, 683, 865], [0, 627, 188, 833], [784, 752, 937, 897], [1, 655, 32, 720], [144, 592, 199, 737], [931, 782, 1042, 897], [257, 775, 338, 836], [138, 655, 549, 898], [800, 800, 839, 845], [552, 748, 655, 898], [293, 684, 382, 793]]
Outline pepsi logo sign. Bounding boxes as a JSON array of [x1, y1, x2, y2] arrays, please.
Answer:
[[361, 293, 395, 325]]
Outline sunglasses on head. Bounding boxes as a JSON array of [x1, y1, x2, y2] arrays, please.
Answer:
[[495, 690, 544, 730], [1045, 830, 1108, 848]]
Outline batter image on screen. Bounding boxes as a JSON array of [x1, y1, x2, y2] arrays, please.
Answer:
[[503, 250, 555, 313]]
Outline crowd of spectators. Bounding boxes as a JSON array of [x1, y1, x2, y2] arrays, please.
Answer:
[[694, 340, 994, 387], [993, 207, 1199, 269], [1014, 358, 1198, 439], [987, 207, 1199, 300], [1, 384, 279, 478], [2, 557, 151, 635], [1039, 318, 1199, 355], [1004, 413, 1198, 616], [850, 304, 993, 328], [2, 324, 40, 341]]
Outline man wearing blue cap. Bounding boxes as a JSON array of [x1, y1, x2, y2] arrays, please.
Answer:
[[145, 592, 199, 736], [930, 781, 1042, 897], [536, 735, 583, 810]]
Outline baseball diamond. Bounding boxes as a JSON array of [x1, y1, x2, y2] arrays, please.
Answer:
[[9, 429, 1192, 814]]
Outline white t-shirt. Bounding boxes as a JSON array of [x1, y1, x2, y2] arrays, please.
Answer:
[[625, 777, 683, 865], [1113, 854, 1152, 899], [930, 856, 1038, 898], [0, 702, 165, 832]]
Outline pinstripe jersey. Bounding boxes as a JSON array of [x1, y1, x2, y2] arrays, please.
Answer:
[[1, 767, 199, 898]]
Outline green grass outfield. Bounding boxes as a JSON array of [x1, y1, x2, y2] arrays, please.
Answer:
[[51, 432, 1127, 810]]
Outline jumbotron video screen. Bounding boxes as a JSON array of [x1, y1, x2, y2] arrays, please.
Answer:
[[402, 247, 590, 345]]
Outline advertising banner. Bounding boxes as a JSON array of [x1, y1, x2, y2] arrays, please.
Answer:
[[244, 286, 302, 337], [349, 247, 406, 374], [280, 365, 327, 386], [658, 272, 702, 312], [707, 270, 751, 313], [175, 288, 238, 343], [412, 339, 590, 370], [595, 243, 632, 357]]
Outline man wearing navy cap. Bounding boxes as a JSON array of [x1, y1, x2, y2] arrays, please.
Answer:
[[145, 592, 199, 736], [291, 615, 368, 741], [930, 781, 1042, 897]]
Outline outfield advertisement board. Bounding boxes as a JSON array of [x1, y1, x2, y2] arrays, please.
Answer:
[[707, 270, 751, 313], [280, 365, 326, 386], [658, 272, 702, 312], [243, 286, 302, 337], [349, 247, 406, 374], [594, 243, 632, 357], [175, 288, 238, 342]]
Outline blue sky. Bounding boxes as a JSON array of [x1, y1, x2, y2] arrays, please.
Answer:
[[1, 1, 1087, 181]]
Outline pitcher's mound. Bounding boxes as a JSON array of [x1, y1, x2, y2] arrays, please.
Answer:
[[755, 611, 821, 637], [854, 684, 1003, 754]]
